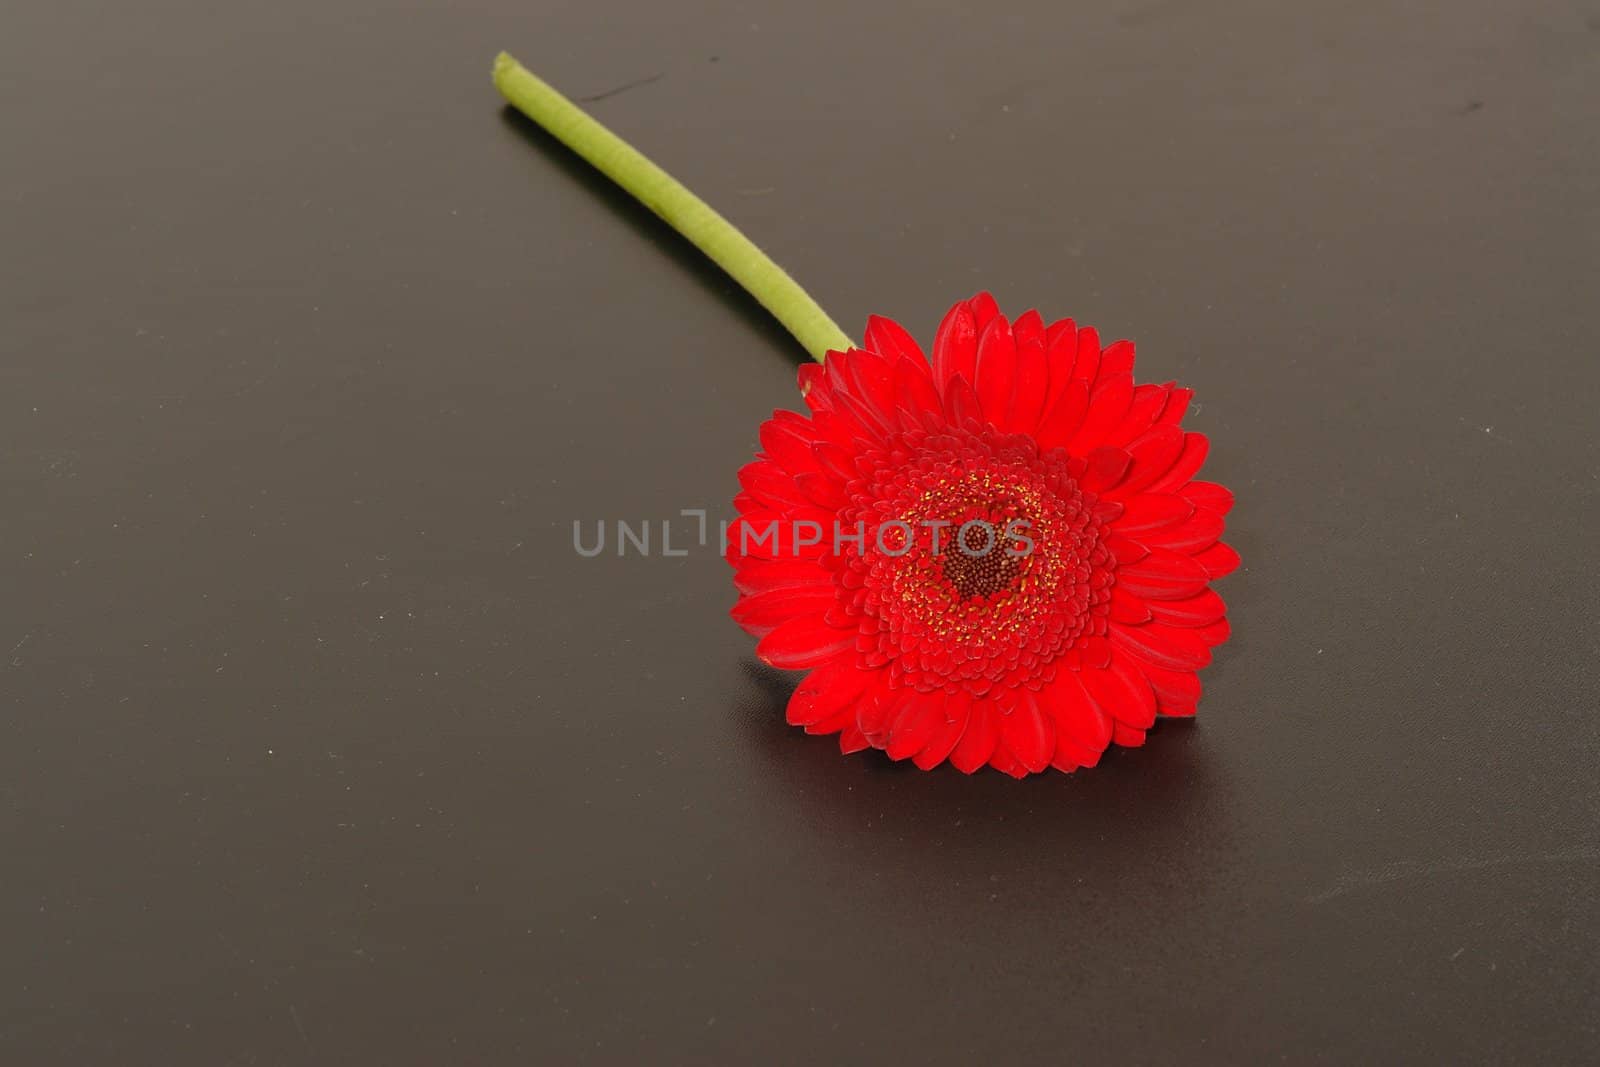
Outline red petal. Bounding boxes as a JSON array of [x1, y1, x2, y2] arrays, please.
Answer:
[[987, 742, 1030, 778], [855, 684, 902, 747], [1082, 446, 1132, 493], [1108, 585, 1152, 624], [756, 616, 857, 669], [1000, 690, 1054, 773], [785, 658, 875, 727], [834, 350, 898, 432], [968, 291, 1000, 331], [1009, 328, 1050, 433], [1093, 499, 1126, 523], [943, 374, 985, 429], [825, 389, 891, 446], [1197, 617, 1231, 646], [892, 355, 942, 416], [863, 314, 926, 365], [732, 585, 840, 636], [1062, 736, 1107, 769], [1042, 673, 1111, 763], [1044, 317, 1077, 355], [793, 470, 848, 510], [846, 347, 896, 403], [1109, 622, 1212, 670], [1141, 508, 1225, 554], [913, 690, 971, 770], [838, 724, 869, 753], [759, 417, 823, 476], [1071, 326, 1101, 382], [1068, 372, 1133, 452], [1013, 309, 1045, 350], [797, 363, 831, 411], [1194, 541, 1241, 579], [738, 460, 812, 511], [1110, 723, 1147, 748], [1034, 379, 1089, 451], [811, 441, 859, 485], [1114, 493, 1194, 534], [974, 315, 1018, 429], [1158, 386, 1194, 426], [1079, 656, 1157, 729], [1146, 432, 1210, 493], [1050, 734, 1101, 770], [1105, 383, 1171, 448], [1082, 634, 1112, 669], [1183, 481, 1235, 515], [1042, 319, 1079, 403], [802, 702, 855, 736], [1105, 534, 1149, 565], [726, 513, 833, 561], [931, 301, 978, 396], [1098, 339, 1136, 378], [808, 409, 866, 451], [1146, 588, 1227, 627], [1113, 425, 1186, 497], [887, 695, 946, 760], [732, 557, 829, 594], [949, 698, 1000, 773], [1115, 547, 1210, 599], [1138, 658, 1203, 710]]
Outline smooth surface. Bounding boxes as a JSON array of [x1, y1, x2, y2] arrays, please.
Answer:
[[3, 1, 1597, 1063]]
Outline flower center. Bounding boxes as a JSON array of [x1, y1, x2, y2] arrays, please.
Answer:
[[940, 524, 1024, 600], [835, 424, 1116, 696]]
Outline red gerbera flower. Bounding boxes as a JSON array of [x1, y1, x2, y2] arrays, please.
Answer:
[[488, 59, 1236, 777], [728, 293, 1237, 777]]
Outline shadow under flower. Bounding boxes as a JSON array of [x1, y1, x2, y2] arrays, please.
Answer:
[[732, 659, 1240, 915]]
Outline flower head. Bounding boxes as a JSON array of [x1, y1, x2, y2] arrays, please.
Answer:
[[728, 294, 1236, 777]]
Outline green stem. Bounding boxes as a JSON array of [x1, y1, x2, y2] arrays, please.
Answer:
[[492, 52, 853, 362]]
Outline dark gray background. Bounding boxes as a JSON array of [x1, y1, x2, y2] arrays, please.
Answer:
[[4, 1, 1598, 1063]]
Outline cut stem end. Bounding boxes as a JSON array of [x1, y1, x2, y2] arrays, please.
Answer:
[[492, 51, 853, 363]]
